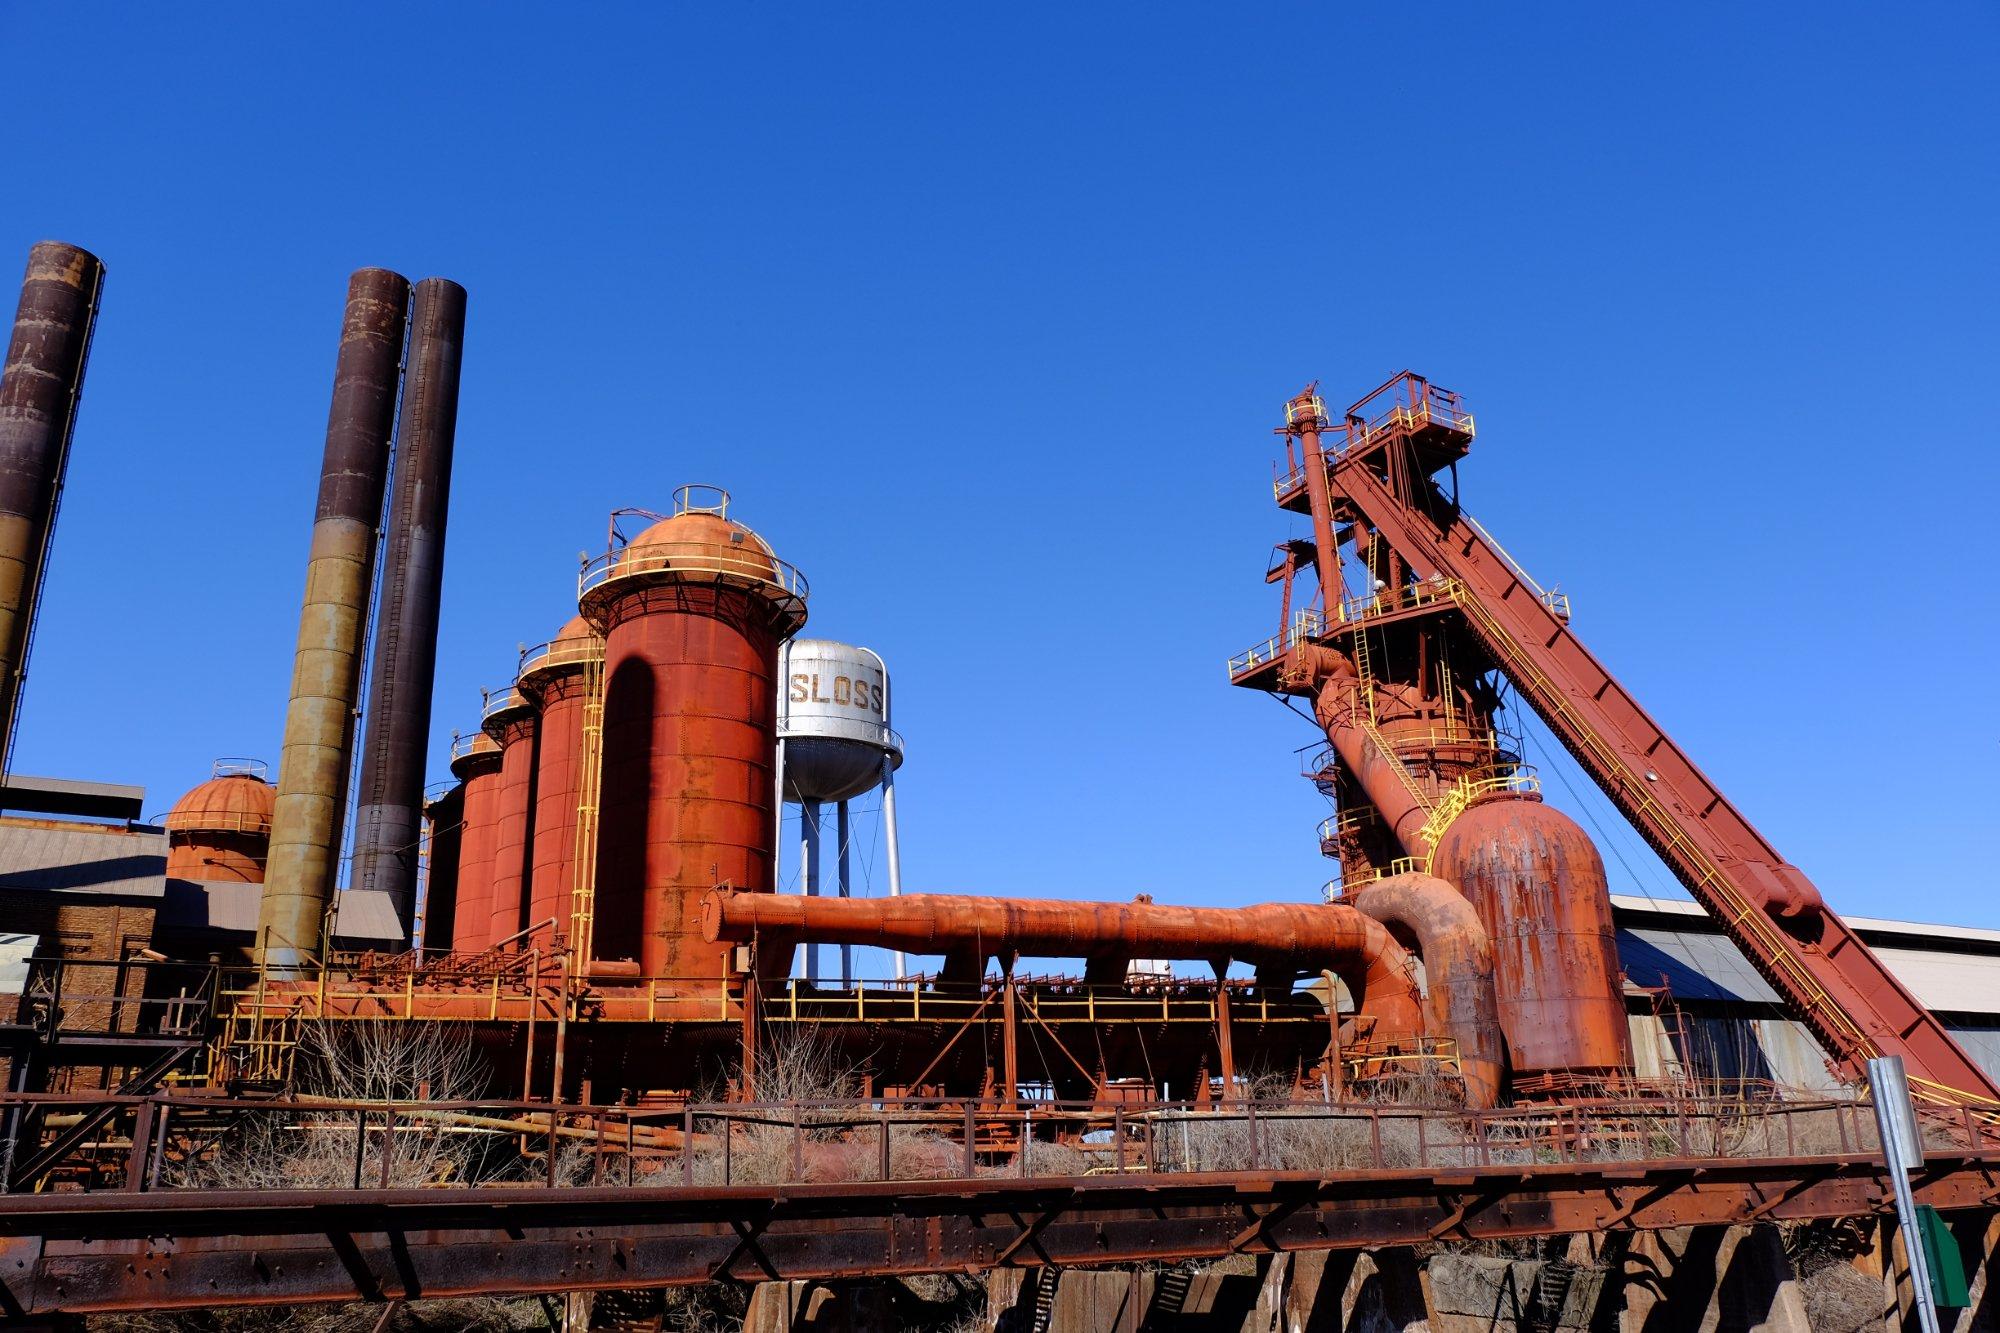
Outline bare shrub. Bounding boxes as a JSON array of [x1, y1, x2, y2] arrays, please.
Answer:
[[89, 1301, 544, 1332], [174, 1019, 501, 1192], [1155, 1102, 1413, 1173], [1796, 1255, 1888, 1333]]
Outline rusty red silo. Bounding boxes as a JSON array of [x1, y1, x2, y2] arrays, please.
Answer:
[[447, 731, 504, 954], [163, 761, 275, 883], [421, 783, 465, 953], [481, 686, 540, 950], [518, 616, 603, 955], [1429, 793, 1634, 1077], [578, 486, 807, 981]]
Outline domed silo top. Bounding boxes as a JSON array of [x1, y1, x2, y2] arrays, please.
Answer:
[[780, 638, 904, 804], [448, 728, 504, 780], [518, 614, 604, 698], [577, 485, 807, 635], [480, 682, 537, 742], [163, 760, 275, 836]]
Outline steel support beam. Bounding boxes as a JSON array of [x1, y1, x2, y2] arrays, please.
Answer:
[[3, 1155, 1998, 1315]]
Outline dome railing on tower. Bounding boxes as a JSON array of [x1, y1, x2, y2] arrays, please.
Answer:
[[162, 807, 273, 836], [449, 730, 501, 763], [578, 544, 809, 605], [210, 757, 268, 780], [480, 686, 532, 725], [517, 633, 605, 680], [777, 718, 904, 757]]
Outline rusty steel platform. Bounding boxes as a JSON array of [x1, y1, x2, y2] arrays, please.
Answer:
[[6, 1153, 2000, 1315]]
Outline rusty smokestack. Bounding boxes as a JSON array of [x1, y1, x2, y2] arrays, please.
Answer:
[[258, 268, 410, 969], [0, 242, 104, 782], [350, 277, 465, 940]]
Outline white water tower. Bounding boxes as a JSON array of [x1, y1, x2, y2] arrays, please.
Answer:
[[773, 638, 906, 985]]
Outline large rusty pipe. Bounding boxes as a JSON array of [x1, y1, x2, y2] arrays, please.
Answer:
[[0, 243, 104, 781], [1295, 645, 1430, 855], [1287, 387, 1346, 614], [1345, 873, 1504, 1108], [351, 278, 466, 940], [259, 268, 410, 969], [703, 889, 1423, 1040]]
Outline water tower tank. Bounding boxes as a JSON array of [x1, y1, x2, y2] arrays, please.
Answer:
[[779, 639, 903, 803]]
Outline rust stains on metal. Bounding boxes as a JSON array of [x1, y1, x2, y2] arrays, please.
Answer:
[[481, 687, 539, 948], [351, 277, 467, 940], [703, 889, 1425, 1042], [519, 616, 601, 943], [448, 731, 504, 954], [0, 241, 104, 779], [1345, 872, 1504, 1108], [421, 782, 466, 951], [259, 268, 409, 969], [163, 770, 276, 883], [581, 491, 807, 980], [1430, 794, 1634, 1077]]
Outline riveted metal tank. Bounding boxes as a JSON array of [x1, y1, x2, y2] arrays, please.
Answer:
[[447, 731, 504, 954], [421, 783, 465, 953], [163, 760, 275, 883], [779, 638, 903, 803], [481, 685, 540, 949], [518, 616, 603, 948], [578, 486, 807, 980], [1429, 793, 1634, 1077]]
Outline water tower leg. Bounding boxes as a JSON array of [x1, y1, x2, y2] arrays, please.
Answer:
[[837, 800, 853, 989], [802, 798, 821, 986], [772, 737, 787, 891], [881, 755, 904, 981]]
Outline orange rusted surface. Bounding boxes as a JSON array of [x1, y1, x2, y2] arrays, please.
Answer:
[[1430, 794, 1633, 1076], [584, 505, 807, 981], [421, 784, 465, 951], [702, 889, 1423, 1044], [519, 617, 599, 944], [483, 692, 539, 948], [448, 733, 504, 955], [1345, 873, 1503, 1107], [1287, 645, 1433, 857], [162, 773, 275, 883]]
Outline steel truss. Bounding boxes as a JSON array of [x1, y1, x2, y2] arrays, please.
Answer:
[[4, 1153, 1999, 1315]]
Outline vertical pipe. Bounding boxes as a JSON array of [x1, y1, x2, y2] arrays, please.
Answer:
[[837, 799, 852, 988], [881, 754, 903, 980], [259, 268, 410, 969], [772, 737, 787, 890], [1287, 389, 1345, 618], [351, 278, 466, 940], [0, 242, 104, 783], [802, 797, 821, 984]]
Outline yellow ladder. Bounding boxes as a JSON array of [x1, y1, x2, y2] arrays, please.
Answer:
[[567, 650, 606, 976]]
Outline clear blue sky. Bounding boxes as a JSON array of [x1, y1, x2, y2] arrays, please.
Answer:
[[4, 4, 1995, 933]]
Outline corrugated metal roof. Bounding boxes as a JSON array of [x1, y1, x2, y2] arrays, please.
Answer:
[[1618, 928, 1782, 1004], [1618, 924, 2000, 1017], [1612, 893, 2000, 947], [0, 822, 165, 897]]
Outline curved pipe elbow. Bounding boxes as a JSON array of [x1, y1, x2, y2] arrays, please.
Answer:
[[1345, 914, 1425, 1056], [703, 888, 1428, 1052], [1346, 873, 1505, 1109]]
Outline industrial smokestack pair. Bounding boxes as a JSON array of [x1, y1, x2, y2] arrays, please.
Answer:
[[0, 243, 105, 786], [257, 270, 465, 969]]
